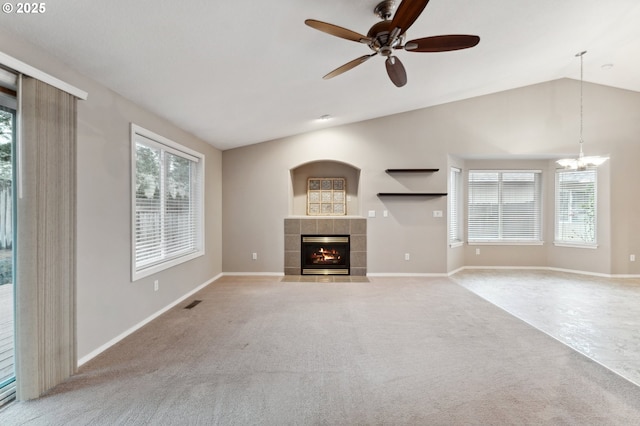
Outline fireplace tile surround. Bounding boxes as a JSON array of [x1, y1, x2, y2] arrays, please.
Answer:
[[284, 217, 367, 276]]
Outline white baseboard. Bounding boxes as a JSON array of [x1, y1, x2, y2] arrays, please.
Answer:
[[546, 267, 640, 278], [453, 265, 640, 279], [367, 272, 449, 277], [220, 269, 640, 279], [458, 265, 549, 273], [447, 266, 466, 276], [223, 272, 284, 277], [77, 273, 223, 367]]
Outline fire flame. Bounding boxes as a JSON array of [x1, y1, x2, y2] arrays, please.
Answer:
[[311, 247, 342, 264]]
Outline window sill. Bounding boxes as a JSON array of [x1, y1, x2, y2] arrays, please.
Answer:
[[449, 241, 464, 248], [553, 242, 598, 249], [132, 250, 204, 281]]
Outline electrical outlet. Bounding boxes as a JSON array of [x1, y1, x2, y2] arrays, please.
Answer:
[[383, 210, 388, 217], [433, 210, 443, 218], [368, 210, 376, 218], [631, 254, 636, 262], [475, 248, 480, 255], [252, 252, 258, 260], [404, 253, 410, 261], [154, 280, 159, 291]]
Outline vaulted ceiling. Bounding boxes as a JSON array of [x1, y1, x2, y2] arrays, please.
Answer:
[[1, 0, 639, 150]]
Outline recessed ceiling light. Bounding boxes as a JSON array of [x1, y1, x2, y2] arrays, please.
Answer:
[[601, 63, 614, 70]]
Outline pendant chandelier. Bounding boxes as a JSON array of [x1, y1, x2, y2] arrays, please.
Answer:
[[556, 51, 608, 170]]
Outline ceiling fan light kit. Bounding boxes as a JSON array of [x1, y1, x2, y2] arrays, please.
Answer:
[[556, 51, 609, 170], [305, 0, 480, 87]]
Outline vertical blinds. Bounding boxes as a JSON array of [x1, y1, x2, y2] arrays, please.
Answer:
[[555, 169, 597, 245], [17, 77, 77, 400], [134, 134, 201, 273], [468, 170, 542, 242]]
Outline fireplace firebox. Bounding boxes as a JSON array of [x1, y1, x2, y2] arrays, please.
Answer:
[[301, 235, 350, 275]]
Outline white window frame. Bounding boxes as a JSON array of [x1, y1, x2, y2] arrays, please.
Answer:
[[467, 170, 543, 245], [131, 124, 205, 281], [554, 168, 598, 248], [449, 167, 463, 247]]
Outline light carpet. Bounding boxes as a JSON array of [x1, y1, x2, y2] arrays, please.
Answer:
[[1, 275, 640, 425]]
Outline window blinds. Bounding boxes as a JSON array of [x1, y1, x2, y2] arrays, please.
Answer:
[[555, 169, 597, 245], [133, 130, 203, 278], [468, 170, 542, 243], [449, 167, 462, 243]]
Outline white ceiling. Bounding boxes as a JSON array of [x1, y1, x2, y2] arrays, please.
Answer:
[[1, 0, 639, 150]]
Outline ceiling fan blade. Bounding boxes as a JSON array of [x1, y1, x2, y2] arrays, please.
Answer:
[[385, 56, 407, 87], [404, 35, 480, 52], [323, 54, 377, 80], [390, 0, 431, 35], [305, 19, 371, 44]]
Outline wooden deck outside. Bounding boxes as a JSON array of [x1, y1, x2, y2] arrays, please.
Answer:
[[0, 246, 14, 387], [0, 283, 13, 386]]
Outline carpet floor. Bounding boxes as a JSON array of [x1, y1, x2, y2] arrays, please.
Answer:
[[1, 275, 640, 425]]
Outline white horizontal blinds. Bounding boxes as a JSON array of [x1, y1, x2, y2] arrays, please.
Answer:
[[449, 167, 461, 243], [555, 169, 597, 244], [134, 136, 200, 271], [468, 172, 499, 240], [501, 172, 541, 240], [468, 170, 542, 242], [135, 142, 162, 267], [163, 152, 197, 259]]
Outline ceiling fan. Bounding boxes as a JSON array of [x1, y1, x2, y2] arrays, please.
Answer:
[[305, 0, 480, 87]]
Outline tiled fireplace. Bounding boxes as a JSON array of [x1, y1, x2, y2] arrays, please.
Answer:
[[284, 218, 367, 276]]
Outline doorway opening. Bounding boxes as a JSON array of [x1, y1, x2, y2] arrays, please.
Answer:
[[0, 67, 17, 406]]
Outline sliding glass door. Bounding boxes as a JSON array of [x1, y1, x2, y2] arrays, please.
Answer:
[[0, 70, 17, 406]]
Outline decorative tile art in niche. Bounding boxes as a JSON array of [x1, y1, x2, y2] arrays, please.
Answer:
[[307, 178, 346, 216]]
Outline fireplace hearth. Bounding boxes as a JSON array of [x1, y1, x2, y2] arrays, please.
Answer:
[[301, 235, 350, 275]]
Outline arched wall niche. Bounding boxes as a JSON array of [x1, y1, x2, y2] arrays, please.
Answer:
[[290, 160, 361, 216]]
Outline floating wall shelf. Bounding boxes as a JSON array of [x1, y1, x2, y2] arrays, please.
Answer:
[[385, 168, 439, 173], [377, 192, 447, 197], [380, 168, 445, 197]]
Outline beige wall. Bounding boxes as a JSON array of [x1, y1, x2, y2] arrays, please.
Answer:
[[222, 120, 451, 274], [223, 79, 640, 276], [0, 29, 223, 361]]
